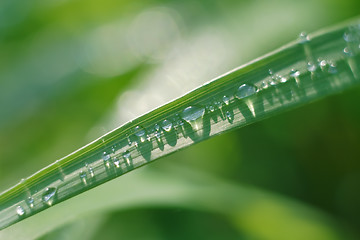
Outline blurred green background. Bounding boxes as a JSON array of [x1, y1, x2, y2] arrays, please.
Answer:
[[1, 0, 360, 239]]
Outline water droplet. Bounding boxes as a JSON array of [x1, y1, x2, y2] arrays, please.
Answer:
[[16, 206, 25, 216], [318, 59, 328, 72], [89, 167, 95, 177], [222, 95, 230, 105], [27, 197, 34, 208], [79, 171, 87, 185], [181, 106, 205, 123], [154, 130, 161, 141], [307, 62, 317, 72], [298, 32, 310, 44], [279, 75, 287, 83], [134, 126, 148, 143], [260, 80, 270, 89], [269, 69, 285, 85], [176, 118, 184, 127], [290, 69, 300, 78], [207, 105, 215, 112], [42, 187, 57, 206], [290, 69, 301, 86], [225, 111, 234, 122], [328, 62, 338, 74], [268, 69, 276, 85], [234, 84, 258, 99], [181, 106, 205, 132], [85, 163, 95, 178], [102, 152, 111, 169], [113, 157, 120, 168], [102, 152, 111, 161], [126, 134, 132, 146], [319, 59, 326, 67], [122, 151, 131, 166], [344, 25, 360, 42], [153, 124, 162, 141], [269, 77, 278, 86], [344, 47, 354, 57], [214, 100, 222, 109], [134, 126, 146, 137], [173, 115, 186, 137], [213, 100, 225, 119], [344, 31, 352, 42], [161, 119, 173, 132]]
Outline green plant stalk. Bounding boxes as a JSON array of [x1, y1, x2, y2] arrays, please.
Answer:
[[1, 18, 360, 230]]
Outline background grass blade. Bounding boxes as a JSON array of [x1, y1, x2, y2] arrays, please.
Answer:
[[1, 18, 360, 230], [0, 165, 357, 240]]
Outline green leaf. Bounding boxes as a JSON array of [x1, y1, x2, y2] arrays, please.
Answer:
[[0, 166, 356, 240]]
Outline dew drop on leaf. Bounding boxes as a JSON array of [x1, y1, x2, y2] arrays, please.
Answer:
[[328, 63, 338, 74], [79, 171, 87, 185], [181, 106, 205, 132], [207, 104, 215, 112], [113, 157, 120, 168], [42, 187, 57, 206], [298, 31, 310, 44], [87, 164, 95, 178], [181, 106, 205, 123], [155, 131, 161, 141], [307, 62, 317, 72], [134, 126, 148, 143], [343, 47, 354, 57], [343, 25, 360, 43], [225, 110, 234, 123], [222, 95, 230, 105], [290, 69, 300, 78], [122, 151, 131, 166], [161, 119, 173, 132], [16, 206, 25, 217], [27, 197, 34, 208], [102, 152, 112, 169], [234, 84, 257, 99]]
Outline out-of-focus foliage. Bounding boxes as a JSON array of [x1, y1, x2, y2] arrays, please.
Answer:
[[0, 0, 360, 239]]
